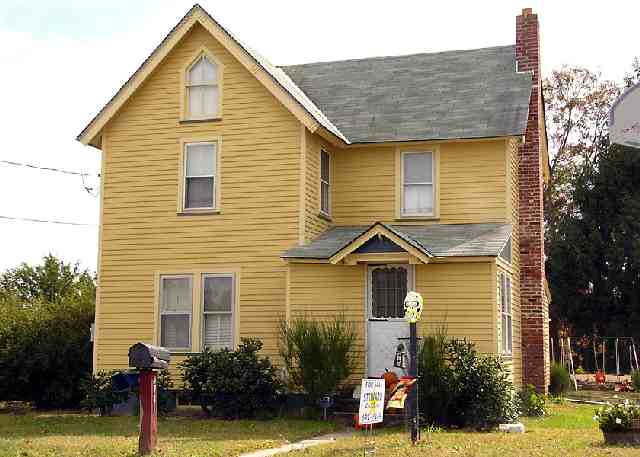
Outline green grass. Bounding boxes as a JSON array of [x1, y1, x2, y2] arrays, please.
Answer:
[[0, 410, 337, 457], [292, 403, 638, 457], [1, 403, 638, 457]]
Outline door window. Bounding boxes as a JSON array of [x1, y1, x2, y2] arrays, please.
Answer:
[[371, 266, 408, 318]]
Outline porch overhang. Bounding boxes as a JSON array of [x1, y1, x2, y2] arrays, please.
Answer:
[[281, 222, 513, 265]]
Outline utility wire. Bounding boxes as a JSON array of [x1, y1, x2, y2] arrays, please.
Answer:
[[0, 215, 96, 227], [0, 159, 99, 177], [0, 159, 100, 197]]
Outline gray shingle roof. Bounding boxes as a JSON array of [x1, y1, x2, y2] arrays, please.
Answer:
[[282, 223, 512, 260], [281, 45, 532, 144]]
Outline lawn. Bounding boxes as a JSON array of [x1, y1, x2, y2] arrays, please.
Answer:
[[0, 409, 337, 457], [0, 403, 637, 457], [292, 402, 637, 457]]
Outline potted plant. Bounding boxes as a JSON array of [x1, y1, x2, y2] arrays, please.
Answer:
[[594, 400, 640, 445]]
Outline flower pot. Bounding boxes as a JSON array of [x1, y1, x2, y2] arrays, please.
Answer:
[[603, 430, 640, 445]]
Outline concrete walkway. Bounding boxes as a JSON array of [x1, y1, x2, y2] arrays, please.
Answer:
[[239, 430, 353, 457]]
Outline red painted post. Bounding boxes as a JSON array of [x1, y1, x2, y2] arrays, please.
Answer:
[[138, 370, 158, 455]]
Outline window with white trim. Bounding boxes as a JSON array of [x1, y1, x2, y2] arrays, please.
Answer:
[[500, 273, 513, 355], [159, 275, 193, 350], [320, 149, 331, 215], [186, 55, 219, 119], [402, 151, 434, 216], [184, 142, 217, 210], [202, 274, 234, 350]]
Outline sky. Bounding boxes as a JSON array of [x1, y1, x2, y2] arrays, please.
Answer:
[[0, 0, 637, 273]]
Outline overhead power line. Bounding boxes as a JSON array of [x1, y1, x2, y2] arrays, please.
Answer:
[[0, 215, 96, 227], [0, 159, 99, 177], [0, 159, 100, 197]]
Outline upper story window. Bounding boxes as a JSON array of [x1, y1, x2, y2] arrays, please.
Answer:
[[402, 151, 434, 216], [184, 142, 217, 210], [500, 272, 513, 355], [186, 55, 219, 119], [320, 149, 331, 216]]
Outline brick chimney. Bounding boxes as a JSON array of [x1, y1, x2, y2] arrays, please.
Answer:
[[516, 8, 549, 392]]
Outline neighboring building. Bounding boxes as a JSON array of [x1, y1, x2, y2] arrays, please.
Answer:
[[78, 5, 550, 391]]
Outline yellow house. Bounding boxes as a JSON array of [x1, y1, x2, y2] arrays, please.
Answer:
[[78, 5, 550, 390]]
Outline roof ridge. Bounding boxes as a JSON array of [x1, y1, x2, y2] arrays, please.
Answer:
[[280, 44, 515, 69]]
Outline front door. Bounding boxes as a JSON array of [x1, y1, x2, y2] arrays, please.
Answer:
[[366, 264, 413, 377]]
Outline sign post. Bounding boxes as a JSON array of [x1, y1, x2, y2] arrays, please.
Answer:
[[403, 291, 424, 444]]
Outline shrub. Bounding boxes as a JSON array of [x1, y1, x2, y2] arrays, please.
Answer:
[[517, 384, 547, 417], [594, 400, 640, 432], [549, 362, 572, 396], [156, 369, 175, 414], [418, 327, 453, 425], [80, 370, 129, 416], [0, 300, 94, 409], [417, 337, 517, 429], [447, 339, 518, 429], [279, 315, 356, 402], [631, 370, 640, 391], [180, 338, 282, 419]]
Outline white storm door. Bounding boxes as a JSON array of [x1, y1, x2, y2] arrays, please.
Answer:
[[366, 264, 413, 377]]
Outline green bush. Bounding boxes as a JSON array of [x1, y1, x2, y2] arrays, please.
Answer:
[[80, 370, 129, 416], [279, 315, 356, 402], [447, 339, 518, 428], [418, 327, 453, 425], [417, 337, 517, 429], [549, 362, 572, 396], [631, 370, 640, 391], [180, 338, 283, 419], [517, 384, 547, 417], [0, 300, 94, 408]]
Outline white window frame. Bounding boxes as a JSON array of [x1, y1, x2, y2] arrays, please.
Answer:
[[183, 141, 217, 211], [500, 273, 513, 355], [185, 54, 219, 120], [320, 149, 331, 216], [201, 273, 235, 351], [159, 274, 193, 351], [401, 151, 435, 217]]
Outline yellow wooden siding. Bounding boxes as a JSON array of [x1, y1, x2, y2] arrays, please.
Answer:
[[303, 130, 332, 241], [288, 263, 366, 382], [331, 140, 507, 225], [415, 262, 494, 353], [288, 261, 495, 382], [507, 137, 522, 386], [95, 23, 301, 372]]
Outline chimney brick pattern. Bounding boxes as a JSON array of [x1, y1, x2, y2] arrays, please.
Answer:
[[515, 8, 550, 392]]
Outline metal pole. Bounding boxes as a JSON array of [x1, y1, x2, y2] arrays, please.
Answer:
[[409, 322, 418, 444]]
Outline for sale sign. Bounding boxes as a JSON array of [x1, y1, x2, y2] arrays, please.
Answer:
[[358, 378, 385, 425]]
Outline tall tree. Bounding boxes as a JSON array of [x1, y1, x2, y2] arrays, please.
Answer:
[[545, 59, 640, 339], [0, 254, 95, 306]]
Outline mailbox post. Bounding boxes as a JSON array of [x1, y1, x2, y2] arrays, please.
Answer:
[[128, 343, 170, 456]]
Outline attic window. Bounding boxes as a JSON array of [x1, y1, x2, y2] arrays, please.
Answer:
[[186, 55, 219, 119]]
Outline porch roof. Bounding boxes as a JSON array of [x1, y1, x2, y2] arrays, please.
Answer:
[[282, 222, 512, 261]]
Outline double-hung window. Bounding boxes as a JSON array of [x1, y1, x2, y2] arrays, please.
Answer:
[[159, 275, 193, 350], [184, 142, 217, 210], [500, 273, 513, 355], [202, 274, 234, 350], [186, 55, 219, 119], [402, 151, 434, 216], [320, 150, 331, 215]]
